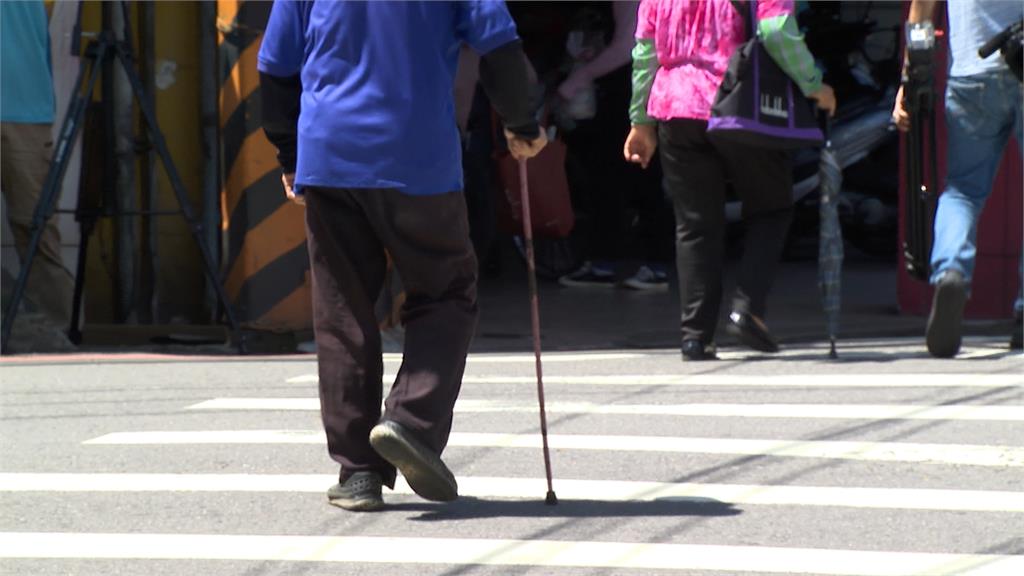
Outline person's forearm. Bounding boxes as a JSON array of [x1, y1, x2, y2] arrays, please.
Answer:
[[908, 0, 938, 24], [573, 36, 634, 82], [259, 72, 301, 172], [629, 38, 657, 125], [479, 39, 539, 138], [572, 1, 639, 82]]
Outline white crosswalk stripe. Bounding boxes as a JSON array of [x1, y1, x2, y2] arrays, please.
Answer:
[[84, 430, 1024, 467], [288, 372, 1024, 387], [3, 348, 1022, 575], [285, 353, 649, 383], [188, 397, 1024, 421], [2, 473, 1022, 512], [2, 532, 1023, 575]]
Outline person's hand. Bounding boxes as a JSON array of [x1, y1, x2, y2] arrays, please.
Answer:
[[891, 84, 911, 133], [505, 128, 549, 161], [557, 69, 592, 101], [809, 83, 837, 118], [282, 172, 304, 206], [623, 124, 657, 169]]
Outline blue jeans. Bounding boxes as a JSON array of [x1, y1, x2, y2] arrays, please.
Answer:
[[930, 70, 1023, 313]]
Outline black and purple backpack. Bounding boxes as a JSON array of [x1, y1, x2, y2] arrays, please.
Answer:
[[707, 0, 823, 150]]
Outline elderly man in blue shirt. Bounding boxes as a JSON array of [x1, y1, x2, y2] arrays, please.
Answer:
[[258, 0, 545, 511]]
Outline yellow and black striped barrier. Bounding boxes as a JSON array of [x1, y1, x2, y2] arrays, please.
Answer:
[[217, 0, 311, 331]]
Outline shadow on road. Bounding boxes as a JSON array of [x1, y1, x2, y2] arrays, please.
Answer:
[[392, 495, 741, 521]]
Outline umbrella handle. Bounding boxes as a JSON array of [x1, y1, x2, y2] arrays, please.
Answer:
[[818, 109, 832, 144]]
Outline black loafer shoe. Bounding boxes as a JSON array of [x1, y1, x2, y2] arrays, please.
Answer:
[[682, 340, 717, 361], [726, 311, 779, 353], [369, 419, 457, 502], [926, 270, 968, 358]]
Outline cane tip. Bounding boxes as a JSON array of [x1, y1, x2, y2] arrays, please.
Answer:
[[545, 491, 558, 506]]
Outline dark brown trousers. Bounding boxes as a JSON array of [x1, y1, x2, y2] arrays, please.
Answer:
[[304, 187, 478, 488]]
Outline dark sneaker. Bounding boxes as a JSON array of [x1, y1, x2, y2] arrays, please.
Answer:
[[681, 339, 717, 361], [369, 420, 457, 502], [327, 471, 384, 512], [926, 270, 968, 358], [558, 262, 616, 288], [726, 311, 780, 353], [622, 266, 669, 291]]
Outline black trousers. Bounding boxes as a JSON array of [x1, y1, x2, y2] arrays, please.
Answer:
[[564, 66, 673, 265], [304, 187, 478, 488], [658, 119, 794, 345]]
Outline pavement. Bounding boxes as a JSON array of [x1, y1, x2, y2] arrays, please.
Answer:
[[1, 338, 1021, 575]]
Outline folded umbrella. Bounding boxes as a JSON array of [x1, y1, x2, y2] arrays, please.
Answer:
[[818, 113, 844, 359]]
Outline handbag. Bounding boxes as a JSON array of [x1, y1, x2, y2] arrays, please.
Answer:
[[707, 0, 823, 149], [492, 113, 575, 238]]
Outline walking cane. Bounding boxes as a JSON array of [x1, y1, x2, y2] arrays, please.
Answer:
[[517, 157, 558, 506]]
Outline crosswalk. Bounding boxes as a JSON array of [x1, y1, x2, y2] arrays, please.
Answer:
[[1, 344, 1022, 575]]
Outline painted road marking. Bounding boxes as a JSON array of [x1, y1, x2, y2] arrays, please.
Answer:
[[1, 473, 1022, 512], [188, 397, 1024, 421], [0, 532, 1020, 575], [83, 431, 1024, 467], [287, 373, 1024, 387], [286, 353, 647, 384]]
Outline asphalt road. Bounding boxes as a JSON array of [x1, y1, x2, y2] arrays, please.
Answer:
[[1, 337, 1022, 575]]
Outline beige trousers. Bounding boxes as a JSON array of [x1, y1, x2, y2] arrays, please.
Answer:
[[1, 122, 75, 328]]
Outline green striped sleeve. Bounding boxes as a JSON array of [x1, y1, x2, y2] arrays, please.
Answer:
[[629, 38, 658, 125], [758, 14, 823, 96]]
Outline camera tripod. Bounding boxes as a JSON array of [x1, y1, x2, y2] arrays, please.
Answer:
[[1, 2, 242, 352], [901, 32, 939, 282]]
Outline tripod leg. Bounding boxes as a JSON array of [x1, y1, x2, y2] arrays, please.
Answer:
[[68, 217, 96, 345], [904, 108, 919, 276], [905, 93, 929, 282], [1, 47, 105, 351], [114, 46, 244, 347], [926, 103, 940, 272]]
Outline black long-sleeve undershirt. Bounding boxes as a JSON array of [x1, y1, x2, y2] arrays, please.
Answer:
[[258, 72, 300, 173], [479, 39, 540, 138]]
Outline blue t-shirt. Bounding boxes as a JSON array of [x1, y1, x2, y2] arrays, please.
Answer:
[[947, 0, 1024, 78], [0, 0, 55, 124], [257, 0, 519, 195]]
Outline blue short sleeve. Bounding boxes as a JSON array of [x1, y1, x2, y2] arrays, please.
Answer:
[[258, 0, 306, 77], [455, 1, 519, 55]]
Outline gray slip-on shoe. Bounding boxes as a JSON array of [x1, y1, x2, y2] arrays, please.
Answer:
[[369, 420, 457, 502], [327, 471, 384, 512]]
